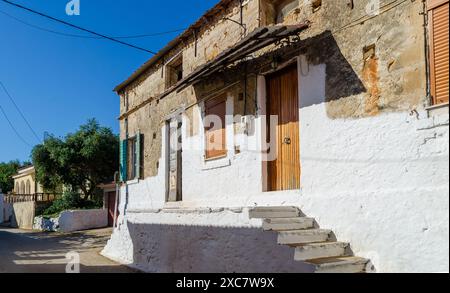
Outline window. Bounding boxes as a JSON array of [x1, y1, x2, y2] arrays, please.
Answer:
[[120, 133, 143, 182], [127, 136, 137, 180], [26, 180, 31, 195], [204, 95, 227, 160], [165, 54, 183, 89], [262, 0, 300, 25], [428, 0, 449, 105]]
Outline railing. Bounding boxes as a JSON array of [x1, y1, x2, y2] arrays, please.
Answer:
[[3, 193, 61, 204]]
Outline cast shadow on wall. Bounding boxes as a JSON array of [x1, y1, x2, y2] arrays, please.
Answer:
[[126, 221, 316, 273]]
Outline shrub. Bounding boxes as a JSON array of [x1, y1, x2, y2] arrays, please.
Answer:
[[42, 191, 102, 217]]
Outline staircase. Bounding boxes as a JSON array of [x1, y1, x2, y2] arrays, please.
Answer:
[[249, 206, 374, 273]]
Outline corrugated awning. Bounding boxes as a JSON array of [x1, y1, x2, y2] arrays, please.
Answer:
[[173, 23, 309, 93]]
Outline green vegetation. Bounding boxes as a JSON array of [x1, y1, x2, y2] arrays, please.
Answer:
[[0, 160, 30, 193], [40, 191, 102, 218], [32, 119, 119, 200]]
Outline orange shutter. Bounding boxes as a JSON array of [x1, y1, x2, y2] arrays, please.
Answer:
[[204, 95, 227, 159], [428, 0, 449, 104]]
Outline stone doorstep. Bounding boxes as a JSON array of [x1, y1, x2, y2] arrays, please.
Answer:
[[307, 257, 370, 273], [294, 242, 350, 261], [263, 217, 315, 231], [249, 206, 301, 219], [277, 229, 332, 245]]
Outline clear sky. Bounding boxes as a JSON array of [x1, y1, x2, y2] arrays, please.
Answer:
[[0, 0, 217, 163]]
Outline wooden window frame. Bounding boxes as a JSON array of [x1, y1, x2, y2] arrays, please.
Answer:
[[204, 94, 228, 160], [124, 133, 142, 182], [427, 0, 449, 105], [165, 54, 183, 90], [126, 136, 137, 181]]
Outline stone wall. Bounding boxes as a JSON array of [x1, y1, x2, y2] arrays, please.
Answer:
[[119, 0, 428, 180], [106, 0, 450, 273]]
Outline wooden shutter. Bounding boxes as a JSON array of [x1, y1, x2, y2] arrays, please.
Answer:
[[428, 0, 449, 104], [119, 139, 127, 182], [205, 95, 227, 159]]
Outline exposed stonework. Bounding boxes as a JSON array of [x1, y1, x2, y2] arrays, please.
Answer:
[[118, 0, 428, 176]]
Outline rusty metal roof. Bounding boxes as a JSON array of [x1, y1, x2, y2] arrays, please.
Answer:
[[170, 23, 309, 93]]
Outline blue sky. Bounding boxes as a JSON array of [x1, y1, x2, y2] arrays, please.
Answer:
[[0, 0, 217, 162]]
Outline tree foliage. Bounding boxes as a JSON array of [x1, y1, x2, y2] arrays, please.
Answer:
[[32, 119, 119, 198], [0, 160, 22, 193]]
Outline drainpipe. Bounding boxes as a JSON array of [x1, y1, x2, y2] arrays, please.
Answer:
[[421, 0, 432, 106]]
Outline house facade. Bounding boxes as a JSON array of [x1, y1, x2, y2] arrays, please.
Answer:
[[103, 0, 449, 273], [12, 166, 44, 195]]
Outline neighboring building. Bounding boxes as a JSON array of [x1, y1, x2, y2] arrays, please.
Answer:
[[103, 0, 449, 273], [11, 166, 44, 195]]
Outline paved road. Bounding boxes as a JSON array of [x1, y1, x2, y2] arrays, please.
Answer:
[[0, 227, 135, 273]]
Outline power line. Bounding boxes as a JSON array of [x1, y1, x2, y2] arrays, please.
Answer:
[[0, 103, 33, 148], [0, 0, 157, 54], [0, 9, 185, 39], [0, 81, 41, 143]]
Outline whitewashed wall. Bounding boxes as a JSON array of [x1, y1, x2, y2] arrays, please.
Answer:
[[58, 209, 108, 232], [104, 61, 449, 273]]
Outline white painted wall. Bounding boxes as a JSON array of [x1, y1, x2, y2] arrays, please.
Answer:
[[104, 60, 449, 273], [58, 209, 108, 232]]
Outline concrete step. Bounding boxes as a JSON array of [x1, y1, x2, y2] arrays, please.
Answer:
[[249, 207, 300, 219], [263, 217, 314, 231], [278, 229, 331, 245], [294, 242, 350, 261], [308, 257, 369, 273]]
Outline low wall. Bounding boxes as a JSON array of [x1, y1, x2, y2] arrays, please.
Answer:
[[34, 209, 108, 233], [11, 201, 36, 229], [3, 202, 13, 224]]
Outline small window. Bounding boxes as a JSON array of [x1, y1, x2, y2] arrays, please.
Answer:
[[127, 136, 137, 180], [20, 182, 25, 194], [262, 0, 299, 25], [165, 54, 183, 89], [120, 133, 143, 182], [204, 95, 227, 160], [26, 180, 31, 195]]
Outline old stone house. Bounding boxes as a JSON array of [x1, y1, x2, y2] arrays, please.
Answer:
[[103, 0, 449, 273]]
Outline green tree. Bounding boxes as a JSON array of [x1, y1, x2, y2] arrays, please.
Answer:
[[32, 119, 119, 198], [0, 160, 21, 193]]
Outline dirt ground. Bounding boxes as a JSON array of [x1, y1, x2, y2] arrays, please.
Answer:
[[0, 227, 136, 273]]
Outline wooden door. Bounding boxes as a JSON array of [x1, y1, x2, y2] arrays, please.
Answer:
[[107, 191, 119, 227], [267, 64, 301, 191], [167, 117, 182, 202]]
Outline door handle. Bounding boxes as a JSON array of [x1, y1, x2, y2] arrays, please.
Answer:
[[283, 137, 291, 145]]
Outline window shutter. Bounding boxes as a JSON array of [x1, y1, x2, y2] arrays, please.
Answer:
[[135, 132, 142, 179], [428, 0, 449, 104], [120, 139, 128, 182]]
